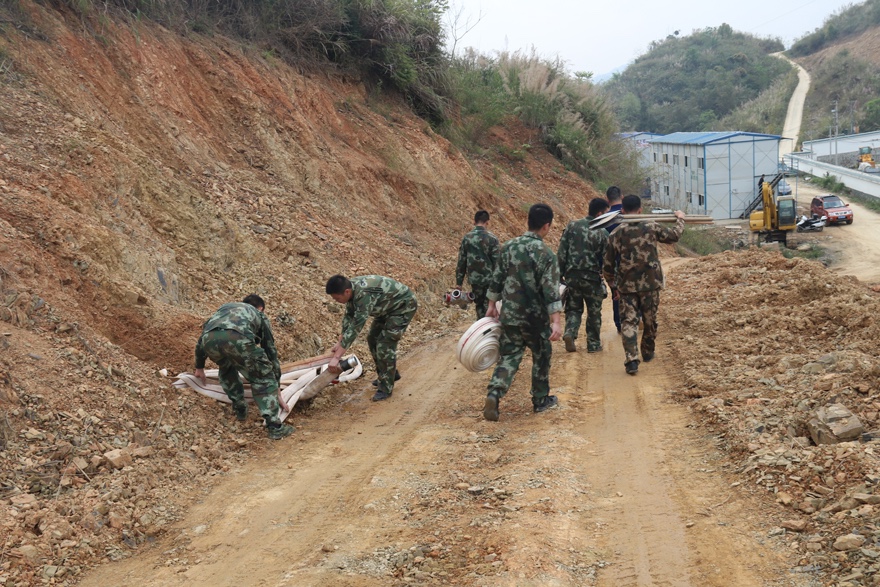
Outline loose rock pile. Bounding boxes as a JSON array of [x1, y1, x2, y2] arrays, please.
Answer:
[[665, 249, 880, 586]]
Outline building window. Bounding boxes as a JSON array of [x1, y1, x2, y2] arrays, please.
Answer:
[[698, 193, 705, 205], [664, 185, 670, 196], [663, 153, 669, 164], [653, 152, 657, 162], [697, 157, 705, 169], [673, 154, 679, 165], [686, 191, 692, 204], [684, 156, 689, 167]]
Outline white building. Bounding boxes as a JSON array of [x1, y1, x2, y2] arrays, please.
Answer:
[[619, 132, 662, 169], [802, 130, 880, 162], [647, 131, 782, 219]]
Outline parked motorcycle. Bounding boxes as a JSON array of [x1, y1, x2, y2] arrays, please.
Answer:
[[796, 214, 826, 232]]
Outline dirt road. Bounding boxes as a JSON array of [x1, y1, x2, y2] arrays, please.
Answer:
[[774, 53, 811, 158], [793, 183, 880, 283], [79, 277, 803, 587]]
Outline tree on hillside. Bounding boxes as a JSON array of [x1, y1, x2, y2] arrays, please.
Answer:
[[602, 25, 788, 133]]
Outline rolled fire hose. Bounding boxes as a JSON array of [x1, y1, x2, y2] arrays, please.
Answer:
[[456, 317, 502, 372], [455, 284, 567, 373]]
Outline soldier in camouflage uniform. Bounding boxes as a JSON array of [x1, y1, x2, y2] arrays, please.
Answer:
[[194, 294, 293, 440], [455, 210, 500, 320], [605, 185, 624, 333], [326, 274, 418, 402], [602, 195, 685, 376], [483, 204, 563, 422], [558, 198, 610, 353]]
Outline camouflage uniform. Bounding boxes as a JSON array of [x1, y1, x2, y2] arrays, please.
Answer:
[[195, 302, 283, 425], [605, 203, 623, 332], [486, 232, 562, 405], [456, 226, 500, 319], [341, 276, 417, 396], [602, 217, 684, 365], [558, 215, 608, 351]]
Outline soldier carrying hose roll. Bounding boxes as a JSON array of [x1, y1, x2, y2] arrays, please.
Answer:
[[482, 204, 563, 422]]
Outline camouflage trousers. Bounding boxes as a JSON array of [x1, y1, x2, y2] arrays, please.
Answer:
[[487, 324, 552, 405], [367, 296, 418, 394], [563, 281, 605, 351], [470, 284, 489, 321], [619, 290, 660, 364], [200, 329, 281, 425]]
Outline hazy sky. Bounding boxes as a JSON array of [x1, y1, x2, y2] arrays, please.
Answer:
[[446, 0, 857, 78]]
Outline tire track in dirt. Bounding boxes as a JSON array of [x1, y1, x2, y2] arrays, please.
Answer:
[[551, 309, 692, 587], [552, 267, 798, 587]]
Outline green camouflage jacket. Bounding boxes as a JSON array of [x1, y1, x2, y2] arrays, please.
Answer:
[[195, 302, 280, 373], [602, 217, 684, 294], [487, 232, 562, 330], [557, 216, 608, 285], [455, 226, 500, 288], [341, 275, 415, 348]]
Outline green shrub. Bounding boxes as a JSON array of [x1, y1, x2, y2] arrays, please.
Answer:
[[445, 48, 634, 184], [811, 173, 849, 194], [676, 227, 738, 256]]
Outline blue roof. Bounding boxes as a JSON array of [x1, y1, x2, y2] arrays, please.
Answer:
[[618, 131, 662, 139], [649, 131, 781, 145]]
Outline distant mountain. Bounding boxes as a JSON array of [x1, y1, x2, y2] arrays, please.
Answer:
[[594, 65, 628, 84], [603, 24, 788, 134]]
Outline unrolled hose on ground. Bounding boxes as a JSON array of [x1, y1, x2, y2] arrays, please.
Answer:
[[173, 355, 362, 422]]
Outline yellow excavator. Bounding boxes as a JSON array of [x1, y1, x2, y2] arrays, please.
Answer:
[[747, 173, 796, 244], [857, 147, 880, 173]]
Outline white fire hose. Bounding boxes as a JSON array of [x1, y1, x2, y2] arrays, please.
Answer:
[[456, 317, 502, 372], [455, 285, 566, 373], [173, 355, 363, 422]]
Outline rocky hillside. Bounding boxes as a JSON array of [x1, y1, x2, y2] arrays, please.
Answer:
[[0, 3, 598, 585], [788, 0, 880, 140]]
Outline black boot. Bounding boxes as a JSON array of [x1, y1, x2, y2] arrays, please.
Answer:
[[533, 395, 558, 413], [372, 370, 401, 386], [483, 395, 500, 421]]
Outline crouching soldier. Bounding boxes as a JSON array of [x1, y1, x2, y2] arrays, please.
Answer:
[[326, 275, 418, 401], [194, 294, 294, 440]]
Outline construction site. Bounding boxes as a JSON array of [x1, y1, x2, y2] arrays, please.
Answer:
[[3, 3, 880, 587]]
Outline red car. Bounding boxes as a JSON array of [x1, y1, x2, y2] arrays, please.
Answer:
[[810, 195, 853, 225]]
